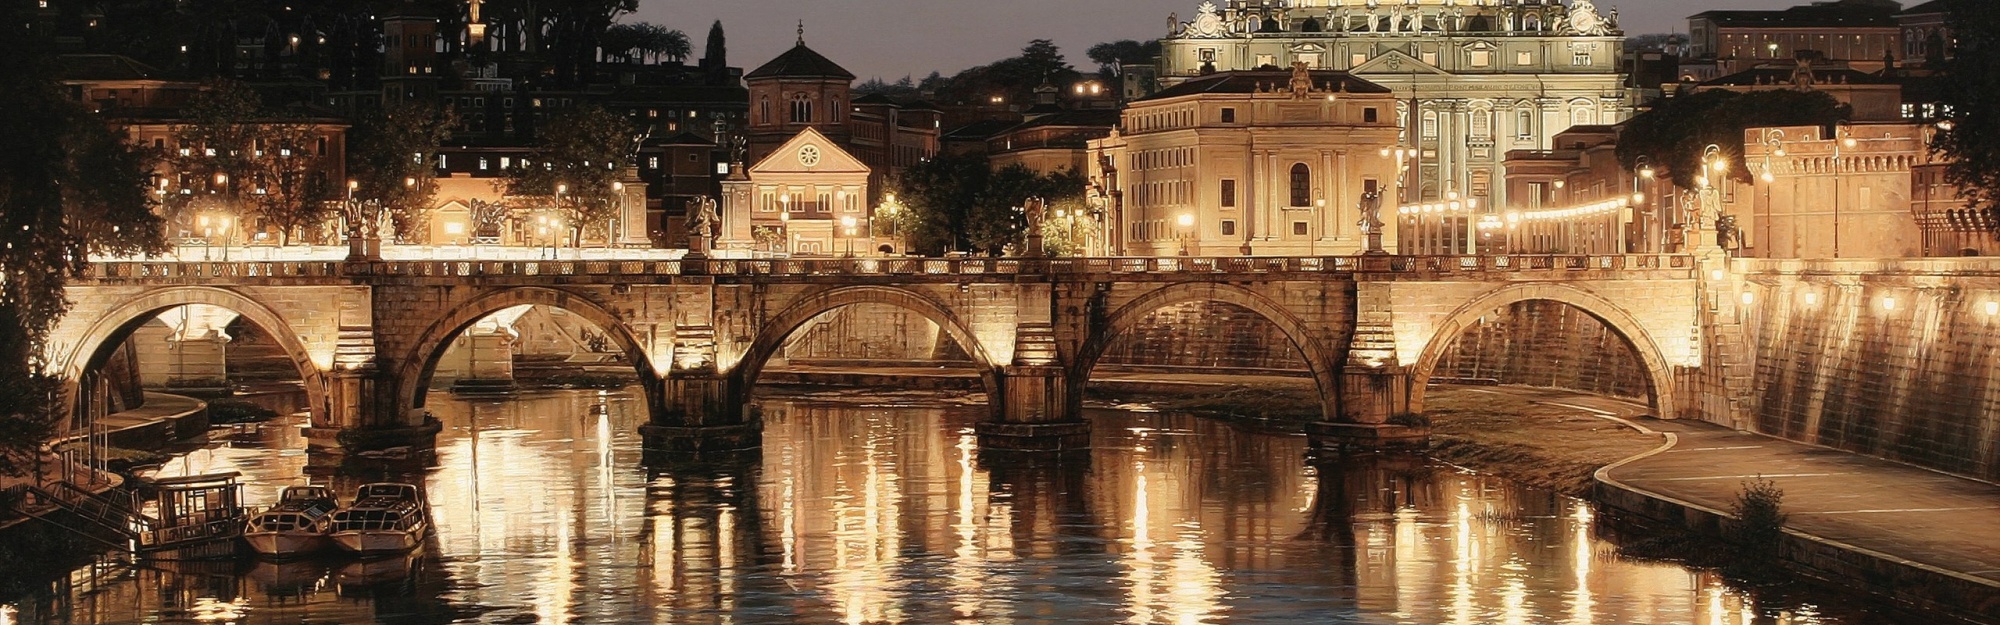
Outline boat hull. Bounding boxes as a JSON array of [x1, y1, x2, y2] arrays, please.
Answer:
[[331, 530, 422, 555], [244, 531, 330, 557]]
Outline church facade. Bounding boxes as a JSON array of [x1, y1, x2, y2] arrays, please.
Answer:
[[1156, 0, 1632, 211]]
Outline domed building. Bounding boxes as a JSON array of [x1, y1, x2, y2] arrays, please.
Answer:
[[1155, 0, 1632, 212]]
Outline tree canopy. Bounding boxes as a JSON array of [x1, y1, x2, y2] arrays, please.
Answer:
[[500, 103, 635, 244], [1616, 89, 1850, 188], [349, 101, 457, 243], [1086, 39, 1162, 76], [0, 33, 166, 475], [888, 154, 1087, 256], [168, 80, 340, 245], [1933, 0, 2000, 229], [601, 22, 691, 64]]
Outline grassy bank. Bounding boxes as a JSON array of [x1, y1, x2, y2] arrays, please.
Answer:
[[1093, 382, 1660, 497], [1422, 387, 1661, 496]]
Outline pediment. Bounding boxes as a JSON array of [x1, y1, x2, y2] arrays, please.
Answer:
[[1349, 50, 1453, 76], [750, 127, 870, 175]]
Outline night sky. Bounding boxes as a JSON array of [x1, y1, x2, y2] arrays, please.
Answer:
[[631, 0, 1808, 81]]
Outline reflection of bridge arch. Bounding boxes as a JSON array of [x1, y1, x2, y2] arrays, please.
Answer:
[[1410, 283, 1677, 418], [58, 286, 329, 426], [399, 287, 658, 422], [731, 285, 1004, 419], [1075, 282, 1343, 422]]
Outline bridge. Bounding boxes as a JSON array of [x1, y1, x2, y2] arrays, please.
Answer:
[[48, 253, 1709, 459]]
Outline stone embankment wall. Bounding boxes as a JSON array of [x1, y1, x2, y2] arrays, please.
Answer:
[[1734, 258, 2000, 482], [1430, 300, 1651, 400]]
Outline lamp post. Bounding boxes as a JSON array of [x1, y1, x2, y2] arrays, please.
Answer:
[[778, 210, 792, 256], [840, 215, 857, 257], [1831, 121, 1853, 258], [1176, 212, 1194, 256]]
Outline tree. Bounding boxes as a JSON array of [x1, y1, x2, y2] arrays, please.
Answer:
[[350, 101, 456, 243], [0, 32, 166, 475], [1617, 89, 1849, 189], [889, 155, 1088, 256], [928, 40, 1084, 106], [1933, 0, 2000, 231], [246, 122, 335, 246], [1087, 39, 1162, 76], [701, 20, 726, 67], [500, 103, 635, 245], [168, 80, 339, 245]]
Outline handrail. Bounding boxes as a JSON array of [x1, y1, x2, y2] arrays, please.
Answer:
[[81, 254, 1696, 280]]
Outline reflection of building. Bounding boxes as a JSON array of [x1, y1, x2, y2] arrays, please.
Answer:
[[1686, 0, 1903, 80], [1086, 68, 1401, 256], [1155, 0, 1631, 210]]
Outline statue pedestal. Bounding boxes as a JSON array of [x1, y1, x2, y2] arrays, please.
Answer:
[[685, 237, 711, 260]]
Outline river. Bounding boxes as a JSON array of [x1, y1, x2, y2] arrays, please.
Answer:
[[1, 388, 1894, 624]]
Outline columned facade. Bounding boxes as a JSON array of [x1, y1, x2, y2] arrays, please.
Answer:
[[1156, 0, 1631, 212]]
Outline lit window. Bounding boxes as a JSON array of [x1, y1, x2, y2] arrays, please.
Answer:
[[444, 222, 465, 234], [1572, 51, 1592, 66], [1516, 51, 1533, 65]]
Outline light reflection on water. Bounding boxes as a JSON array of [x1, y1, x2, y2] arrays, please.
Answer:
[[6, 389, 1876, 624]]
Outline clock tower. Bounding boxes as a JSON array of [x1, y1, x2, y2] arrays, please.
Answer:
[[743, 25, 855, 167]]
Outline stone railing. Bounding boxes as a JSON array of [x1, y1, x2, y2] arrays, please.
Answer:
[[81, 254, 1694, 282]]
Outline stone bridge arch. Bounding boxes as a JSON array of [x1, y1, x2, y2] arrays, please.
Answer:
[[1074, 282, 1345, 422], [54, 286, 330, 427], [729, 285, 1005, 419], [1409, 282, 1679, 418], [395, 286, 662, 425]]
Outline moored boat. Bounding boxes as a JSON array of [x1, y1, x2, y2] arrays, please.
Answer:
[[328, 483, 429, 555], [243, 485, 339, 557], [133, 472, 249, 560]]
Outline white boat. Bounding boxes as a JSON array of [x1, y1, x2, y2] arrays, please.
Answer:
[[243, 485, 339, 557], [328, 483, 429, 555]]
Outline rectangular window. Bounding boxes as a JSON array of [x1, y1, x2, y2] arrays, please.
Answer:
[[478, 158, 489, 171], [1256, 54, 1276, 68], [1221, 108, 1235, 123], [1364, 108, 1379, 123], [1364, 179, 1379, 194], [1421, 51, 1438, 66], [1221, 179, 1236, 208], [1572, 51, 1592, 66], [500, 156, 512, 169], [716, 162, 731, 175], [1292, 222, 1310, 236], [1470, 50, 1491, 67], [1221, 220, 1236, 236], [1516, 51, 1533, 65], [1351, 53, 1368, 66], [648, 156, 660, 169]]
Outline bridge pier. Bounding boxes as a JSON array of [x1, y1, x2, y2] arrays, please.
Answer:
[[306, 363, 442, 468], [640, 324, 761, 460], [1306, 367, 1428, 450], [978, 365, 1090, 452]]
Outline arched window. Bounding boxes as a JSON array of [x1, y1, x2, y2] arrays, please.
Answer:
[[1290, 163, 1311, 207], [1570, 105, 1594, 127], [829, 97, 843, 123], [1470, 108, 1492, 138], [790, 93, 813, 124], [758, 96, 770, 125]]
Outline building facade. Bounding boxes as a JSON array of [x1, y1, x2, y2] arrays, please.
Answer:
[[1687, 0, 1903, 80], [1086, 68, 1402, 256], [1155, 0, 1631, 211]]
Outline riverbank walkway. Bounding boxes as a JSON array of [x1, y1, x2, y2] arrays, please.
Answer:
[[1500, 388, 2000, 596]]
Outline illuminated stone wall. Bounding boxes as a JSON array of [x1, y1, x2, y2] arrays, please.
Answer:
[[1429, 300, 1651, 400], [1097, 301, 1308, 373], [1736, 258, 2000, 482]]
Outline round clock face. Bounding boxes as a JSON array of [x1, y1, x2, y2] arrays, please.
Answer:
[[798, 144, 822, 167]]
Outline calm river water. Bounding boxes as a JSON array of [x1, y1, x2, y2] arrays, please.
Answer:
[[2, 389, 1896, 624]]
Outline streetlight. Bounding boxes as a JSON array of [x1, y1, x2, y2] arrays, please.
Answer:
[[840, 215, 858, 257], [1176, 212, 1195, 256], [778, 210, 792, 256]]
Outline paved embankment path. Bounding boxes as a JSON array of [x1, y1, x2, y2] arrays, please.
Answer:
[[1480, 387, 2000, 591]]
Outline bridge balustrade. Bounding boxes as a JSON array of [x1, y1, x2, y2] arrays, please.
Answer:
[[79, 254, 1692, 282]]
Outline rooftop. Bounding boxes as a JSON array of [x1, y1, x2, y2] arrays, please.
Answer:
[[1142, 69, 1392, 102], [745, 43, 855, 81]]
